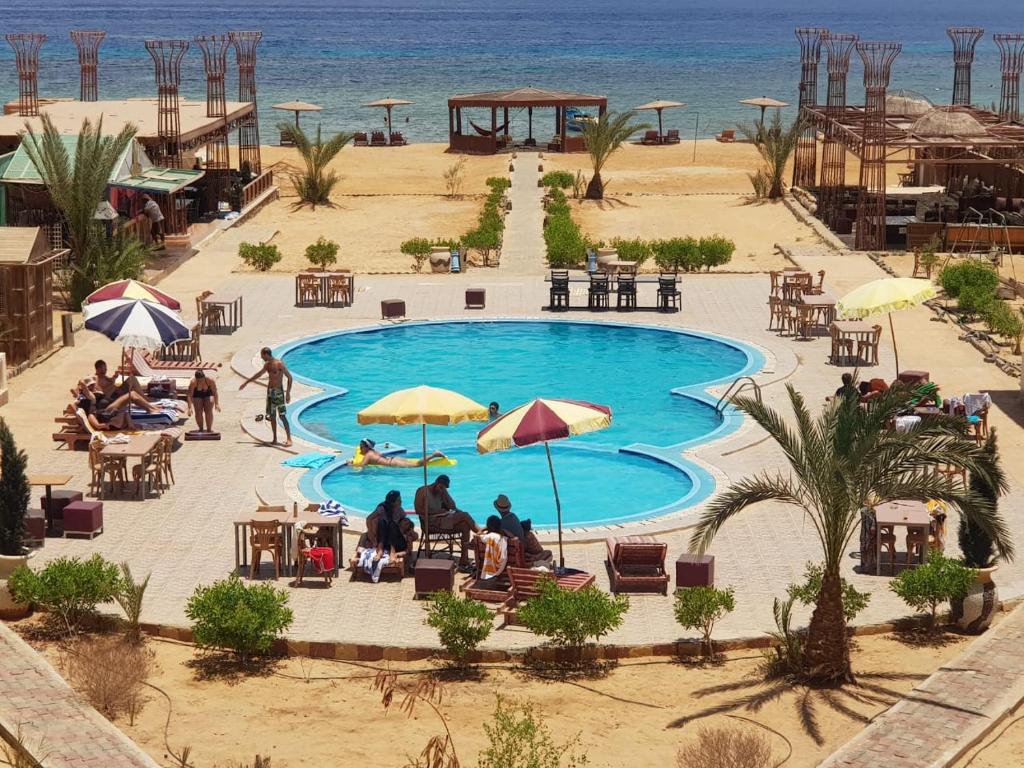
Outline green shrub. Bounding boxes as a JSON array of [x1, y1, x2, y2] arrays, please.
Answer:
[[540, 170, 575, 190], [609, 237, 651, 267], [673, 586, 735, 656], [400, 237, 433, 272], [478, 696, 589, 768], [114, 562, 150, 644], [430, 237, 462, 250], [238, 242, 281, 271], [518, 579, 628, 656], [424, 591, 492, 665], [0, 418, 30, 556], [486, 176, 512, 192], [544, 214, 586, 268], [962, 431, 1001, 568], [651, 237, 700, 272], [958, 283, 996, 318], [7, 554, 120, 633], [698, 235, 736, 271], [940, 260, 999, 299], [984, 300, 1023, 352], [787, 562, 871, 622], [890, 550, 975, 630], [304, 237, 339, 270], [185, 575, 293, 657]]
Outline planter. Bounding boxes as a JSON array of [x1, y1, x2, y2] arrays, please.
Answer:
[[951, 565, 998, 633], [0, 552, 31, 620], [428, 247, 451, 273]]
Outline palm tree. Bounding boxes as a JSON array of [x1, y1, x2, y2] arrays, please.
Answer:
[[278, 122, 354, 208], [20, 114, 137, 268], [580, 111, 649, 200], [737, 112, 803, 199], [690, 384, 1013, 684]]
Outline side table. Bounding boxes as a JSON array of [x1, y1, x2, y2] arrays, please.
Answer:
[[415, 557, 455, 598], [676, 554, 715, 588]]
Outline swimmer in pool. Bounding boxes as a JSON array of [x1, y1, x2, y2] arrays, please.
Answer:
[[353, 438, 447, 468]]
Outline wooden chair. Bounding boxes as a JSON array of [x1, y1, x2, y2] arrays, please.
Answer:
[[906, 527, 929, 567], [606, 536, 669, 594], [500, 567, 596, 627], [296, 273, 321, 307], [878, 525, 898, 575], [588, 273, 610, 310], [793, 303, 818, 340], [716, 129, 735, 143], [98, 453, 128, 500], [664, 129, 680, 144], [132, 451, 164, 498], [461, 536, 525, 603], [389, 132, 407, 146], [370, 131, 387, 147], [157, 435, 174, 486], [249, 520, 284, 579], [830, 325, 854, 365], [294, 525, 334, 587], [354, 132, 369, 147], [857, 325, 882, 365], [657, 274, 681, 312], [768, 270, 782, 298], [768, 295, 788, 332], [640, 130, 661, 145], [809, 270, 826, 295], [549, 270, 570, 311], [195, 291, 225, 333], [324, 273, 351, 307]]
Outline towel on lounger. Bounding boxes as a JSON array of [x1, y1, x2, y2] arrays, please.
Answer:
[[282, 452, 335, 470]]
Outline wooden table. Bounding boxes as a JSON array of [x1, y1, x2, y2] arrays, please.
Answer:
[[797, 292, 837, 337], [874, 500, 931, 575], [201, 293, 243, 333], [100, 434, 162, 499], [233, 510, 344, 578], [28, 474, 73, 534], [830, 319, 875, 365]]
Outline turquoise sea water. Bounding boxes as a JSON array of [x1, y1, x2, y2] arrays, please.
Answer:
[[0, 1, 1012, 141], [281, 321, 761, 527]]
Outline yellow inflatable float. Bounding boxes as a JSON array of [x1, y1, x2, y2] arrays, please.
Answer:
[[350, 446, 456, 468]]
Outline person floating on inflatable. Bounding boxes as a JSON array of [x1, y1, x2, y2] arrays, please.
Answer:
[[351, 438, 453, 468]]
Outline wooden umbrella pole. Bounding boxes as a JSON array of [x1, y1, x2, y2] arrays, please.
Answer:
[[889, 312, 900, 377], [545, 441, 565, 569]]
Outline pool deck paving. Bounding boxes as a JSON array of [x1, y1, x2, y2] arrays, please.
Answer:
[[4, 235, 1024, 654]]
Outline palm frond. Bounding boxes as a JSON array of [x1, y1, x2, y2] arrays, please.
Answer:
[[690, 473, 804, 554], [278, 121, 355, 207]]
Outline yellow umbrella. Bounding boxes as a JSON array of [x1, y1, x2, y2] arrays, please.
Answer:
[[357, 385, 489, 547], [836, 277, 937, 375]]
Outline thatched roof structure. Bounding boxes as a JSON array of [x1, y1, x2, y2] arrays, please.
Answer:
[[911, 107, 987, 138]]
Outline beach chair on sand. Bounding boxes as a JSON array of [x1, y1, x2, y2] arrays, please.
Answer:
[[499, 567, 595, 627], [131, 348, 219, 376], [354, 132, 369, 147], [641, 130, 661, 146], [716, 128, 736, 143], [664, 129, 680, 144], [389, 131, 407, 146], [370, 131, 387, 147], [606, 536, 669, 594]]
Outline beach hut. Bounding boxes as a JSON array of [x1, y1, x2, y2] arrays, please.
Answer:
[[0, 227, 63, 367]]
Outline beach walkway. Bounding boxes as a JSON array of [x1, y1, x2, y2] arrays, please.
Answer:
[[498, 158, 545, 275]]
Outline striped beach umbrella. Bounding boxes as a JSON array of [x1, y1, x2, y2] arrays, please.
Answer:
[[477, 398, 612, 568], [84, 298, 191, 349], [83, 279, 181, 310]]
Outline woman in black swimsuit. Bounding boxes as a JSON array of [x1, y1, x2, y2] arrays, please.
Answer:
[[187, 371, 220, 433]]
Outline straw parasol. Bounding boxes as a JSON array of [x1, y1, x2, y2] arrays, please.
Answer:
[[271, 101, 323, 130], [836, 277, 937, 376], [886, 89, 933, 118], [911, 107, 987, 138], [634, 99, 687, 137], [739, 96, 790, 125], [477, 398, 612, 569], [362, 97, 413, 143]]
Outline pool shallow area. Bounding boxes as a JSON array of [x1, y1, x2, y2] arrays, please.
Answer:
[[280, 320, 763, 528]]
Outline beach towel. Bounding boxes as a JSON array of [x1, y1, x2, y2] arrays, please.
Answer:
[[317, 500, 349, 526], [895, 415, 921, 433], [357, 548, 389, 583], [282, 452, 335, 470], [480, 531, 508, 579], [129, 408, 178, 426]]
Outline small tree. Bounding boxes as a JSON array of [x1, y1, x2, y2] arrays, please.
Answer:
[[961, 430, 1007, 568], [698, 235, 736, 271], [736, 113, 803, 199], [238, 242, 282, 271], [673, 586, 735, 657], [7, 555, 120, 634], [185, 575, 293, 658], [518, 580, 628, 658], [114, 562, 150, 644], [304, 237, 339, 270], [787, 561, 871, 622], [424, 591, 492, 667], [279, 122, 354, 208], [0, 419, 30, 557], [984, 300, 1023, 353], [478, 696, 589, 768], [890, 550, 975, 630], [580, 111, 650, 200], [400, 237, 433, 272], [443, 157, 467, 197]]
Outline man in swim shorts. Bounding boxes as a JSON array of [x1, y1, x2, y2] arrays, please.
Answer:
[[239, 346, 293, 446]]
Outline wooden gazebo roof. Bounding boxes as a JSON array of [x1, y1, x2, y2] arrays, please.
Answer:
[[447, 87, 607, 109]]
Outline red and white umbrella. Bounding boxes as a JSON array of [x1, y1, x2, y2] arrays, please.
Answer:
[[83, 279, 181, 310], [477, 398, 612, 568]]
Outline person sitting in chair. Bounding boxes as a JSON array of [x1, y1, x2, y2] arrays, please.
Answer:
[[414, 475, 478, 572], [477, 515, 509, 584]]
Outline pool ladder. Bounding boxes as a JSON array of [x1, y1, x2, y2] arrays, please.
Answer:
[[715, 376, 761, 414]]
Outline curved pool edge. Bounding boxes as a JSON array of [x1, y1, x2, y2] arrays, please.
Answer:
[[275, 318, 765, 532]]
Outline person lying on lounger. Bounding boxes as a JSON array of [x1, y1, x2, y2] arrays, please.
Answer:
[[353, 438, 447, 468], [76, 386, 158, 431], [80, 359, 147, 408]]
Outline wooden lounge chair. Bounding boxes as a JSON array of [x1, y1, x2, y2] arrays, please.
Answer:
[[716, 128, 735, 143], [664, 129, 681, 145], [641, 130, 661, 146], [348, 548, 407, 581], [354, 132, 369, 147], [53, 408, 184, 450], [606, 536, 669, 594], [370, 131, 387, 147], [499, 567, 595, 627], [389, 131, 407, 146], [129, 349, 219, 386], [279, 129, 295, 147], [461, 536, 525, 604]]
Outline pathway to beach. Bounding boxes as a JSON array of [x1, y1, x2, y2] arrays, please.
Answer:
[[498, 157, 545, 275]]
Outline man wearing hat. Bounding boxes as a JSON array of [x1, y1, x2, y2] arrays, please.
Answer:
[[493, 494, 525, 546]]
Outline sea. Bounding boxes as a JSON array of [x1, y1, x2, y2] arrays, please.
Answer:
[[0, 0, 1015, 141]]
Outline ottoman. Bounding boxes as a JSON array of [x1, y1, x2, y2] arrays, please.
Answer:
[[62, 501, 103, 539], [897, 370, 929, 385], [41, 490, 83, 534], [415, 557, 455, 598], [465, 288, 486, 309], [381, 299, 406, 320], [676, 554, 715, 589], [25, 509, 45, 546]]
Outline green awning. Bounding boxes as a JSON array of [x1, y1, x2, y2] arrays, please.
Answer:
[[109, 166, 204, 195], [0, 136, 81, 183]]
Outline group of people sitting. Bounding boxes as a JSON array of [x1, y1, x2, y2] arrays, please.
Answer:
[[353, 474, 552, 583], [831, 372, 941, 407]]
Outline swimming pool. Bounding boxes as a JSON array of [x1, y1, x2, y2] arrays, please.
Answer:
[[280, 320, 763, 528]]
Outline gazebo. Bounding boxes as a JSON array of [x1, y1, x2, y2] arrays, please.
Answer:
[[447, 87, 607, 154]]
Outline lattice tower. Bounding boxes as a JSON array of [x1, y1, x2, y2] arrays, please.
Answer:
[[145, 39, 189, 169], [948, 28, 983, 106], [230, 30, 263, 174], [819, 32, 859, 228], [70, 30, 105, 102], [5, 33, 46, 116], [195, 32, 232, 202], [855, 42, 901, 251], [793, 27, 827, 189], [995, 34, 1024, 122]]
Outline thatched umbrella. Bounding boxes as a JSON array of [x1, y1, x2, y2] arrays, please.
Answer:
[[634, 99, 687, 138], [886, 89, 933, 118], [739, 96, 790, 126], [911, 107, 987, 138], [271, 101, 323, 130], [362, 98, 414, 143]]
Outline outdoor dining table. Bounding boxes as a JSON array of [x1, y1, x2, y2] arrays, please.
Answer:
[[28, 473, 73, 534], [201, 293, 243, 333], [233, 509, 345, 578], [874, 500, 931, 576], [798, 292, 837, 333], [100, 434, 162, 499], [830, 319, 875, 364]]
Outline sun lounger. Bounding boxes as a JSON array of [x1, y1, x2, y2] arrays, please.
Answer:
[[499, 566, 595, 627], [348, 549, 407, 581], [53, 408, 184, 450], [641, 130, 661, 146], [389, 131, 407, 146], [354, 132, 369, 147], [664, 129, 680, 145], [606, 536, 669, 594], [370, 131, 387, 147], [461, 536, 525, 604], [716, 128, 736, 143], [137, 349, 219, 372]]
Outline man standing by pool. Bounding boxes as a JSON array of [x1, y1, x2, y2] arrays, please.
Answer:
[[239, 347, 293, 447], [414, 475, 478, 572]]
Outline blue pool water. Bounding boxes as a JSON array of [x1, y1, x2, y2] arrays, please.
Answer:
[[281, 321, 762, 527]]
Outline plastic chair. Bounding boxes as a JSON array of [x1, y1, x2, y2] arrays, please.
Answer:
[[249, 520, 284, 579]]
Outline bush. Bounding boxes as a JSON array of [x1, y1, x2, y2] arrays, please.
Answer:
[[698, 235, 736, 271], [676, 725, 773, 768], [787, 562, 871, 622], [673, 586, 735, 656], [114, 562, 150, 644], [651, 237, 700, 272], [7, 554, 120, 633], [424, 591, 492, 665], [609, 237, 651, 267], [540, 170, 575, 190], [238, 242, 281, 271], [890, 550, 975, 630], [762, 595, 804, 678], [984, 300, 1023, 352], [62, 635, 153, 723], [478, 696, 588, 768], [0, 418, 30, 556], [486, 176, 512, 192], [958, 283, 996, 318], [544, 215, 587, 268], [400, 237, 433, 272], [518, 579, 628, 656], [940, 260, 999, 299], [185, 575, 293, 658], [304, 237, 339, 270]]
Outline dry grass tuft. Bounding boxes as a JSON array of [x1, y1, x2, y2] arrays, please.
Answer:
[[61, 635, 154, 723], [676, 724, 773, 768]]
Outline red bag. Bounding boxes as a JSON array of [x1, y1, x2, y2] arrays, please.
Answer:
[[307, 547, 334, 574]]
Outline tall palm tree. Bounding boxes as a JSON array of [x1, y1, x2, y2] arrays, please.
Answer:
[[580, 111, 649, 200], [279, 122, 354, 208], [690, 384, 1013, 684], [20, 114, 137, 266], [737, 112, 803, 199]]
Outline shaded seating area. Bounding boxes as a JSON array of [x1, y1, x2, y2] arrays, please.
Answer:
[[634, 99, 686, 145]]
